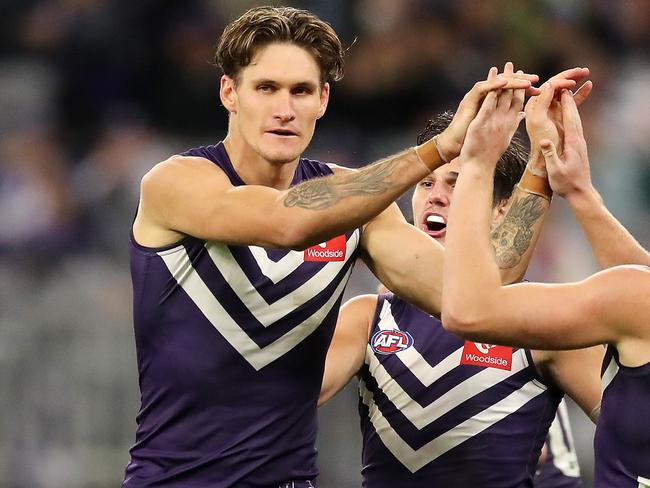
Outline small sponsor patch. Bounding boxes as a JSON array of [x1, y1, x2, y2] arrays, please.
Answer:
[[460, 341, 513, 371], [371, 329, 414, 355], [304, 235, 346, 262]]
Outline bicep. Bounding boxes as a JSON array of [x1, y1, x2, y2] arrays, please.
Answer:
[[361, 205, 444, 315], [320, 295, 376, 406]]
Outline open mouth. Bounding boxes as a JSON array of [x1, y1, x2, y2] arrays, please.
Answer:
[[423, 214, 447, 236]]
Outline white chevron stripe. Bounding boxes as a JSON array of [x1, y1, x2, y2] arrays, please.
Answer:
[[601, 353, 619, 393], [246, 229, 360, 284], [159, 247, 352, 370], [360, 379, 546, 473], [547, 400, 580, 477], [638, 475, 650, 488], [203, 232, 358, 327], [375, 299, 464, 386], [366, 344, 536, 429]]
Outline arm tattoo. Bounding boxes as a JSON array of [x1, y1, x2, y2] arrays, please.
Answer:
[[490, 193, 546, 269], [283, 156, 401, 210]]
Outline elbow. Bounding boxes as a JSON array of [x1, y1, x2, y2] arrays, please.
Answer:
[[275, 224, 313, 250], [501, 267, 526, 286], [440, 292, 487, 337], [259, 207, 312, 249], [441, 306, 480, 337]]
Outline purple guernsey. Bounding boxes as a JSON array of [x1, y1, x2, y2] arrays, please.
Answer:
[[123, 143, 360, 487], [534, 399, 582, 487], [359, 294, 563, 488], [594, 345, 650, 488]]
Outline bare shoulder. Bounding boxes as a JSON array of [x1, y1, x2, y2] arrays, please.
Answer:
[[139, 155, 232, 216], [337, 294, 379, 341], [134, 155, 232, 247], [143, 155, 229, 189], [341, 293, 380, 315]]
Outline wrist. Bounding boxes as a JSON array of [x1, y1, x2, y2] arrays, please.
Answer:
[[434, 132, 457, 164], [414, 136, 446, 172], [518, 166, 552, 201], [565, 185, 601, 212], [459, 157, 495, 178], [526, 152, 548, 177]]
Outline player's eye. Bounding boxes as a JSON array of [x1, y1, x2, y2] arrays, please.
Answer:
[[292, 86, 313, 95]]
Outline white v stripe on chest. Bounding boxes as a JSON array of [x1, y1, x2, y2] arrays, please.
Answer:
[[159, 245, 353, 370]]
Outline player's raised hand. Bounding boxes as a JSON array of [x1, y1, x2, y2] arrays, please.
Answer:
[[539, 90, 593, 200], [459, 81, 526, 168], [525, 67, 592, 174], [436, 62, 538, 163]]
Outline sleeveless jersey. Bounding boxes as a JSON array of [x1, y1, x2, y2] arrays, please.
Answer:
[[533, 399, 582, 487], [359, 294, 563, 488], [594, 345, 650, 488], [123, 143, 360, 487]]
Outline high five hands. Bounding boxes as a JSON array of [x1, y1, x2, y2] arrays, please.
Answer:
[[458, 62, 592, 172]]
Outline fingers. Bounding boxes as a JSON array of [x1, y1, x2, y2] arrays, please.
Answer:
[[540, 138, 562, 174], [525, 81, 553, 116], [471, 78, 508, 98], [572, 80, 593, 107], [548, 78, 578, 91], [496, 61, 539, 94], [498, 87, 514, 112], [561, 89, 584, 139], [548, 67, 590, 84], [513, 70, 526, 110], [540, 139, 558, 157], [479, 90, 499, 116], [472, 63, 538, 100]]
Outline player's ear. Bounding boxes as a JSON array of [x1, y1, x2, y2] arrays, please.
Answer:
[[220, 75, 238, 113], [491, 197, 510, 228], [317, 82, 330, 119]]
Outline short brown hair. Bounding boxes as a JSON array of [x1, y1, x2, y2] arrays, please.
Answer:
[[418, 111, 529, 207], [215, 6, 345, 84]]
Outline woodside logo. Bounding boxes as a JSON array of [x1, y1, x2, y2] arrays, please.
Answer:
[[460, 341, 513, 371], [304, 235, 346, 262]]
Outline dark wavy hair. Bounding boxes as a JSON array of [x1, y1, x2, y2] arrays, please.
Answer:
[[417, 111, 529, 206], [215, 6, 345, 84]]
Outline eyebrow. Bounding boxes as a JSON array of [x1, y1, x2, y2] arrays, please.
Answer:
[[252, 78, 318, 90], [292, 81, 318, 91]]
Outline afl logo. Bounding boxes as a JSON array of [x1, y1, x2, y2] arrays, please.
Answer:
[[371, 330, 414, 355]]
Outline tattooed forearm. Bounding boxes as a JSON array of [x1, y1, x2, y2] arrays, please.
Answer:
[[490, 192, 547, 269], [283, 155, 402, 210]]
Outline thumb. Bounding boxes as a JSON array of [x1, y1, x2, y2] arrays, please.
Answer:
[[540, 139, 559, 165]]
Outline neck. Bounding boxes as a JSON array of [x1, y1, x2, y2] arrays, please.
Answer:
[[223, 127, 299, 190]]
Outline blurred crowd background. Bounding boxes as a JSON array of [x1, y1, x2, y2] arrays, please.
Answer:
[[1, 0, 648, 486]]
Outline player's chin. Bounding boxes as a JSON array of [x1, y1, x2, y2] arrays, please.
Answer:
[[262, 143, 304, 165]]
